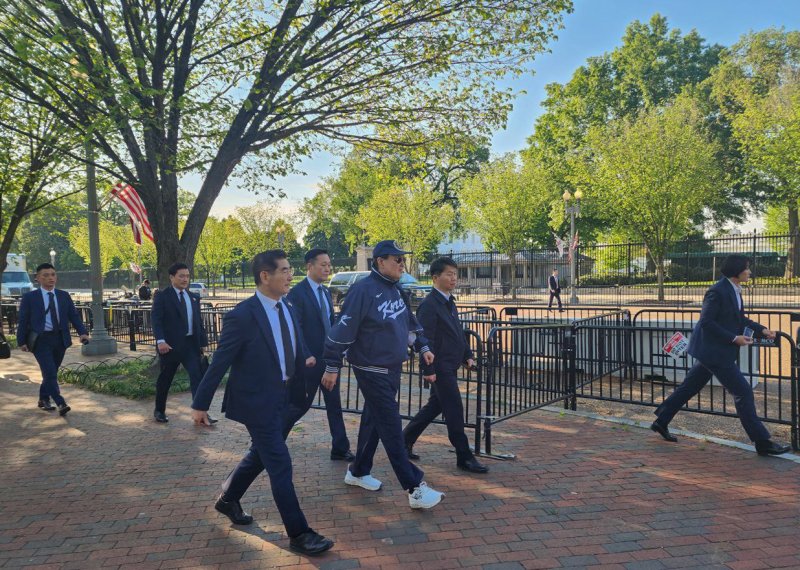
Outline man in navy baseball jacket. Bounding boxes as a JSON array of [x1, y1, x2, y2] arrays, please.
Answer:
[[321, 240, 445, 510]]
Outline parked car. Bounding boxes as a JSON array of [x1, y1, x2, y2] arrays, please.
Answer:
[[327, 271, 431, 306], [189, 282, 208, 298]]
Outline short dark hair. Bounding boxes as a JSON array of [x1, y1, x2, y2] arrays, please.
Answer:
[[430, 256, 458, 277], [253, 249, 287, 284], [35, 263, 55, 273], [168, 262, 189, 276], [552, 268, 559, 272], [720, 255, 751, 278], [143, 279, 150, 284], [305, 248, 328, 264]]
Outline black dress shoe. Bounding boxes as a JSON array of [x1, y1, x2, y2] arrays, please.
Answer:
[[289, 529, 334, 556], [207, 414, 219, 424], [154, 411, 169, 423], [330, 450, 355, 461], [457, 457, 489, 474], [214, 495, 253, 525], [650, 421, 677, 442], [58, 403, 71, 416], [755, 440, 791, 456], [406, 445, 420, 461], [38, 399, 56, 411]]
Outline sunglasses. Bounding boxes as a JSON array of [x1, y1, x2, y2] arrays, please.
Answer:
[[393, 256, 406, 264]]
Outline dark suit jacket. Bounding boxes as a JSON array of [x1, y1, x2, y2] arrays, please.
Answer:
[[688, 278, 765, 367], [151, 287, 208, 348], [192, 295, 310, 427], [16, 289, 87, 348], [549, 275, 561, 293], [287, 278, 334, 359], [417, 290, 473, 376]]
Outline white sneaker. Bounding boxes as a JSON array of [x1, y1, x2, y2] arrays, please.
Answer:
[[344, 470, 382, 491], [408, 482, 444, 509]]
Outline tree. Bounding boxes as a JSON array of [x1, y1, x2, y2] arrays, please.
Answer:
[[0, 0, 571, 282], [233, 202, 301, 259], [68, 218, 157, 277], [710, 29, 800, 276], [583, 97, 725, 301], [302, 219, 350, 260], [357, 182, 455, 275], [0, 92, 82, 286], [195, 217, 245, 294], [523, 14, 737, 240], [15, 193, 87, 270], [460, 154, 552, 298]]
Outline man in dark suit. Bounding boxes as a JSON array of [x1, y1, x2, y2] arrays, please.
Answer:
[[17, 263, 89, 415], [138, 279, 152, 301], [548, 268, 563, 311], [403, 257, 488, 473], [651, 255, 790, 456], [282, 249, 353, 461], [151, 263, 208, 423], [191, 250, 334, 556]]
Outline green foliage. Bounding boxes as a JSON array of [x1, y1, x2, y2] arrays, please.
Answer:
[[524, 13, 737, 239], [58, 357, 192, 399], [357, 182, 455, 274], [195, 217, 247, 292], [68, 218, 157, 275], [582, 96, 725, 299]]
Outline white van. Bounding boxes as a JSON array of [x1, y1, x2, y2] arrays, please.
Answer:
[[2, 254, 35, 297]]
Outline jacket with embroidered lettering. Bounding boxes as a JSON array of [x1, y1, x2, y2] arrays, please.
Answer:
[[323, 269, 430, 373]]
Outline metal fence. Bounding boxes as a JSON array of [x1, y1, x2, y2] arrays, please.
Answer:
[[441, 231, 800, 308]]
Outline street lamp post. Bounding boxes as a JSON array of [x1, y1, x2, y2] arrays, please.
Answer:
[[49, 249, 56, 266], [562, 189, 583, 305], [275, 225, 286, 249], [82, 140, 117, 356]]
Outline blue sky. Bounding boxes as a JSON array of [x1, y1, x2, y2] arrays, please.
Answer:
[[207, 0, 800, 219]]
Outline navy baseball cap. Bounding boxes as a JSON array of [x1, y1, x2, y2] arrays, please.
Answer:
[[372, 240, 412, 258]]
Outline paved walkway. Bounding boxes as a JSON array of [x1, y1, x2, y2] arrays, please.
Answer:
[[1, 351, 799, 569]]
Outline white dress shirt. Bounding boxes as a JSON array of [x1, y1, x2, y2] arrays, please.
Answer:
[[40, 287, 59, 332], [255, 290, 297, 381], [307, 277, 331, 316]]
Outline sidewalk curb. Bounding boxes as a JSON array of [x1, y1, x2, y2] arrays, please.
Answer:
[[542, 405, 800, 464]]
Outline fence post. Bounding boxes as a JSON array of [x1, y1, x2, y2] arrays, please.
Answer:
[[127, 308, 137, 351], [563, 330, 577, 411], [793, 331, 799, 451]]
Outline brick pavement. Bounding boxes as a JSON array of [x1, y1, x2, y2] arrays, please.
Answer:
[[1, 358, 799, 569]]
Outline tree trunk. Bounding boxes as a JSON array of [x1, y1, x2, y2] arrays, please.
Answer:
[[784, 205, 800, 279], [656, 254, 665, 302]]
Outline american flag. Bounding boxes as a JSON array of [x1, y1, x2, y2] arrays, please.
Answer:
[[129, 217, 142, 245], [110, 182, 154, 243]]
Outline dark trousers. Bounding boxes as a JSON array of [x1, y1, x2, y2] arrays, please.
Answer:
[[33, 332, 67, 406], [548, 291, 562, 309], [154, 335, 202, 413], [403, 368, 473, 463], [282, 371, 350, 454], [655, 360, 771, 443], [221, 413, 309, 538], [350, 367, 423, 491]]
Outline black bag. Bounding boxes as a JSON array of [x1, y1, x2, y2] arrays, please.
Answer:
[[0, 332, 10, 359], [26, 330, 39, 352]]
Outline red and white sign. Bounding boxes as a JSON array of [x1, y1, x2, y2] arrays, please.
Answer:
[[663, 332, 689, 360]]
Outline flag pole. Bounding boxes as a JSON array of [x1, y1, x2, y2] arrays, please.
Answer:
[[82, 139, 118, 356]]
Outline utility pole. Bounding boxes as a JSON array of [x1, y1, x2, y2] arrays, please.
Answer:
[[82, 140, 118, 356]]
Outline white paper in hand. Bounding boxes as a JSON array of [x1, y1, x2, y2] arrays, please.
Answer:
[[663, 332, 689, 361]]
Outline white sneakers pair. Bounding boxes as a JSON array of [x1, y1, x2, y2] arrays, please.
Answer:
[[344, 470, 444, 509]]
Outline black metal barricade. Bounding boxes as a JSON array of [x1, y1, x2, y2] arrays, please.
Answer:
[[313, 329, 486, 453]]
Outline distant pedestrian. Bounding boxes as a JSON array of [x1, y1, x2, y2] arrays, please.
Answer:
[[17, 263, 89, 415], [403, 256, 488, 474], [548, 268, 563, 311], [151, 263, 209, 423], [138, 279, 152, 301], [651, 255, 790, 456], [322, 240, 445, 510]]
